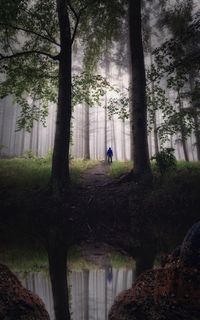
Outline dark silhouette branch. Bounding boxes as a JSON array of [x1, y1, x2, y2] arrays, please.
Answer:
[[43, 27, 60, 47], [0, 51, 59, 61], [66, 0, 79, 19], [0, 22, 60, 47], [66, 1, 87, 44]]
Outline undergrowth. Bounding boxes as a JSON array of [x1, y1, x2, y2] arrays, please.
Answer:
[[0, 157, 99, 190], [0, 244, 134, 272], [108, 161, 132, 177]]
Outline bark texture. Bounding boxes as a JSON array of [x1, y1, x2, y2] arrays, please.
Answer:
[[189, 74, 200, 160], [84, 103, 90, 160], [129, 0, 152, 176], [177, 89, 189, 161], [51, 0, 72, 191]]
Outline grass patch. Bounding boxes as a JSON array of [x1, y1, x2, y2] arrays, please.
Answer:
[[0, 244, 134, 272], [176, 160, 200, 170], [108, 161, 132, 177], [109, 251, 135, 269], [0, 158, 51, 189], [0, 157, 99, 191], [0, 245, 48, 272]]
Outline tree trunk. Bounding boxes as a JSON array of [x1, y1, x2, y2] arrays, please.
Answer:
[[129, 0, 152, 177], [135, 252, 155, 278], [193, 111, 200, 161], [149, 38, 159, 155], [122, 119, 126, 161], [129, 80, 134, 161], [112, 116, 117, 160], [134, 239, 156, 278], [84, 103, 90, 159], [153, 111, 159, 154], [189, 74, 200, 160], [104, 47, 109, 161], [50, 0, 72, 192], [105, 98, 108, 161], [177, 89, 189, 161], [47, 230, 71, 320]]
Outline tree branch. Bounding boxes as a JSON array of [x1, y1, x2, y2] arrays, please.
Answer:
[[67, 1, 87, 44], [0, 51, 59, 61], [43, 27, 60, 47], [0, 22, 60, 47], [66, 0, 79, 19]]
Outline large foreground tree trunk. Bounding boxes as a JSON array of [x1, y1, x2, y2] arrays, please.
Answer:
[[129, 0, 152, 177], [50, 0, 72, 192]]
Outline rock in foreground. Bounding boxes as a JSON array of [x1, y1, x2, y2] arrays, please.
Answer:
[[109, 221, 200, 320], [0, 263, 50, 320]]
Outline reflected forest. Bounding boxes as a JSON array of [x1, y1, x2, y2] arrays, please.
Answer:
[[0, 0, 200, 320]]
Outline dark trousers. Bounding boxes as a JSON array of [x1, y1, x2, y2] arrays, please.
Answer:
[[107, 156, 112, 163]]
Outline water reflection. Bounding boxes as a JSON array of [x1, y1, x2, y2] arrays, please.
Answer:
[[19, 267, 134, 320]]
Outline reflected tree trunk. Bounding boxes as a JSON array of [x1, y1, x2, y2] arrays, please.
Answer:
[[135, 241, 156, 278], [47, 229, 70, 320], [83, 270, 89, 320], [135, 253, 155, 278]]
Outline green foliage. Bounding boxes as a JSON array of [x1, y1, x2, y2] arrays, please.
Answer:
[[0, 246, 48, 272], [0, 0, 59, 131], [72, 72, 113, 107], [79, 0, 126, 72], [0, 144, 7, 152], [109, 252, 134, 269], [0, 157, 99, 191], [151, 148, 177, 174], [107, 89, 130, 120], [151, 1, 200, 145], [0, 0, 127, 131], [146, 66, 173, 136], [108, 161, 132, 177]]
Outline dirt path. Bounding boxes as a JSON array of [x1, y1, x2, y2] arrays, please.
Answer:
[[80, 161, 114, 188]]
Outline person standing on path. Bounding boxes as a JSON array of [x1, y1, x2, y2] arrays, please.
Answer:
[[107, 147, 113, 163]]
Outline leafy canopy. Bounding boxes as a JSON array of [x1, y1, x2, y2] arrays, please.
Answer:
[[0, 0, 127, 130]]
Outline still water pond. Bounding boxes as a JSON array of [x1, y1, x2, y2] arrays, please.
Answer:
[[18, 267, 134, 320]]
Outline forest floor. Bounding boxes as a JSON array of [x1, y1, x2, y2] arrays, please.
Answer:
[[80, 161, 114, 187], [73, 161, 132, 253], [0, 159, 200, 270]]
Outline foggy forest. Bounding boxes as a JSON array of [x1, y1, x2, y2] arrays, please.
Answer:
[[0, 0, 200, 320]]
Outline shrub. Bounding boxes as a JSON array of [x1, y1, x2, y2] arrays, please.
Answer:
[[152, 148, 176, 174]]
